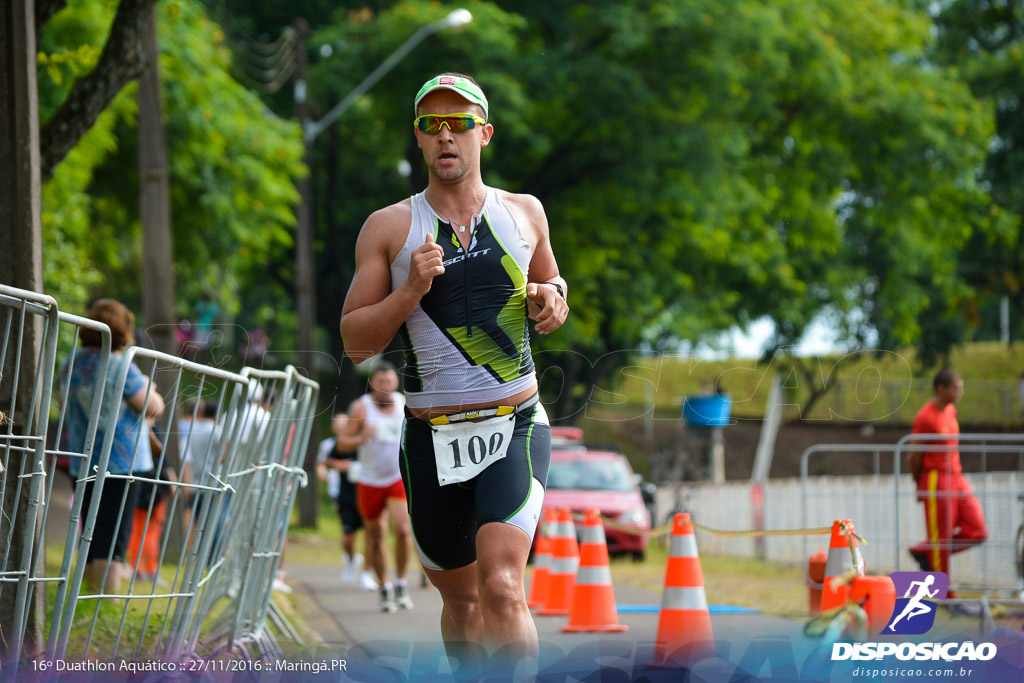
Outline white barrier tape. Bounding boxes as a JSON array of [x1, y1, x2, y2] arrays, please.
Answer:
[[576, 565, 612, 586], [227, 462, 309, 487], [210, 473, 236, 494], [669, 534, 699, 558], [196, 557, 227, 588], [661, 586, 709, 611], [18, 465, 46, 480]]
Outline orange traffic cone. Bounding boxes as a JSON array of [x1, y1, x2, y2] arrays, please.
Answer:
[[654, 513, 714, 664], [848, 575, 896, 637], [819, 519, 865, 613], [536, 508, 578, 616], [562, 509, 628, 632], [527, 508, 556, 609]]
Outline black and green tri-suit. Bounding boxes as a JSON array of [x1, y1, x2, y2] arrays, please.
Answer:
[[390, 188, 551, 570]]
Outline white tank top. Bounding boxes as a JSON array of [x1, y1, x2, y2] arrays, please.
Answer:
[[390, 188, 537, 409], [355, 393, 406, 487]]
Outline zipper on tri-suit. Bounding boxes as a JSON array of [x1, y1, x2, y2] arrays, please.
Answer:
[[464, 222, 473, 338]]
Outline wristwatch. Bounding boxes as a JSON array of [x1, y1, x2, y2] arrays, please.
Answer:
[[542, 281, 566, 301]]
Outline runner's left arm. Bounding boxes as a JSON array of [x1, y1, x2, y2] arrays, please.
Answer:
[[515, 194, 569, 335]]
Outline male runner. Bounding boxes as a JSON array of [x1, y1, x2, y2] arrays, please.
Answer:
[[337, 363, 413, 612], [340, 73, 568, 663], [908, 368, 988, 594]]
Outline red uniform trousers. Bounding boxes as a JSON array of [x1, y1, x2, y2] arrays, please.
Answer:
[[128, 500, 168, 576], [909, 469, 987, 579]]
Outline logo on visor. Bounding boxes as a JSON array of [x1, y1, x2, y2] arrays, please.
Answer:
[[882, 571, 948, 635], [439, 76, 455, 85]]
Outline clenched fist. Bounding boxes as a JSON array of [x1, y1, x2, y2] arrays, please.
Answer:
[[526, 282, 569, 335], [406, 233, 446, 296]]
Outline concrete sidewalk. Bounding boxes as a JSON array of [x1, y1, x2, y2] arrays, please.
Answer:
[[285, 561, 811, 677]]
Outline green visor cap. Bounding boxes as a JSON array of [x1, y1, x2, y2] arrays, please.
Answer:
[[414, 75, 488, 121]]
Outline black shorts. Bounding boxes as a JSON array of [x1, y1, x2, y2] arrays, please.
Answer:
[[82, 476, 139, 563], [400, 396, 551, 571], [336, 490, 364, 533]]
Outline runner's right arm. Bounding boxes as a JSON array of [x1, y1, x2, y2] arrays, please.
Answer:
[[340, 204, 445, 363]]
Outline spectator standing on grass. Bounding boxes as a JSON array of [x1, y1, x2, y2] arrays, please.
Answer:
[[908, 367, 988, 596], [59, 299, 165, 594]]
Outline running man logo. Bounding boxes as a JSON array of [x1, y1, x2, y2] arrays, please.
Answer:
[[881, 571, 949, 635]]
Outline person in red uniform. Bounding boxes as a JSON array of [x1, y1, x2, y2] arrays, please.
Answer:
[[908, 368, 987, 592]]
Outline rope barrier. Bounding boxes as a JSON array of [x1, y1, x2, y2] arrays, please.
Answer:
[[559, 511, 868, 546]]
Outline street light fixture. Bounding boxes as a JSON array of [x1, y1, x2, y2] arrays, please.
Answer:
[[304, 8, 473, 142]]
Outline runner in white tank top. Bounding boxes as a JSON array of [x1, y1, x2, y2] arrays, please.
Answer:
[[354, 392, 406, 487], [336, 363, 414, 613]]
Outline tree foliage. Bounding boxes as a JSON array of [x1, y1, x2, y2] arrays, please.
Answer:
[[39, 0, 304, 326], [929, 0, 1024, 351], [39, 0, 1005, 420], [291, 0, 996, 415]]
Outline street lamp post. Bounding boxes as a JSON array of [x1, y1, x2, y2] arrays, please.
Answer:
[[291, 9, 471, 525]]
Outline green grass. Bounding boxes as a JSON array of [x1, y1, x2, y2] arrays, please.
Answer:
[[610, 341, 1024, 426]]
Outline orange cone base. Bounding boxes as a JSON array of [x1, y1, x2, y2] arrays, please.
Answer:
[[655, 610, 714, 663], [536, 575, 574, 615], [562, 584, 628, 632]]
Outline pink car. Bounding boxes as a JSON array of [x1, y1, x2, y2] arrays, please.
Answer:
[[541, 441, 651, 561]]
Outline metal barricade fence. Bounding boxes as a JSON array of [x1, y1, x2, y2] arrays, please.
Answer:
[[0, 284, 320, 676], [800, 435, 1024, 595], [190, 367, 318, 660], [1, 285, 70, 670]]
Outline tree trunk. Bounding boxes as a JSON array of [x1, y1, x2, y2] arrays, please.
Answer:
[[0, 0, 46, 658], [139, 4, 177, 358], [39, 0, 155, 182]]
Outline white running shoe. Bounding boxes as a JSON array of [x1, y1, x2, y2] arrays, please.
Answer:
[[394, 581, 414, 610], [340, 553, 364, 583], [359, 571, 378, 591], [379, 584, 397, 613]]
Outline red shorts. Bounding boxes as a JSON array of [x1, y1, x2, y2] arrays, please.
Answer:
[[356, 480, 406, 521]]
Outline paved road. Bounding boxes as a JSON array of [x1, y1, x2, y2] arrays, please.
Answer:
[[286, 562, 815, 680]]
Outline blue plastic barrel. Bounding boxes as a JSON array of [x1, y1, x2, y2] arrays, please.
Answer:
[[682, 394, 732, 427]]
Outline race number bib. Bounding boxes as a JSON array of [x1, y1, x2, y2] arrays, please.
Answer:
[[432, 415, 515, 486]]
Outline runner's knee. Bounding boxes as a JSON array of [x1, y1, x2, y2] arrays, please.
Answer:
[[479, 565, 524, 614]]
